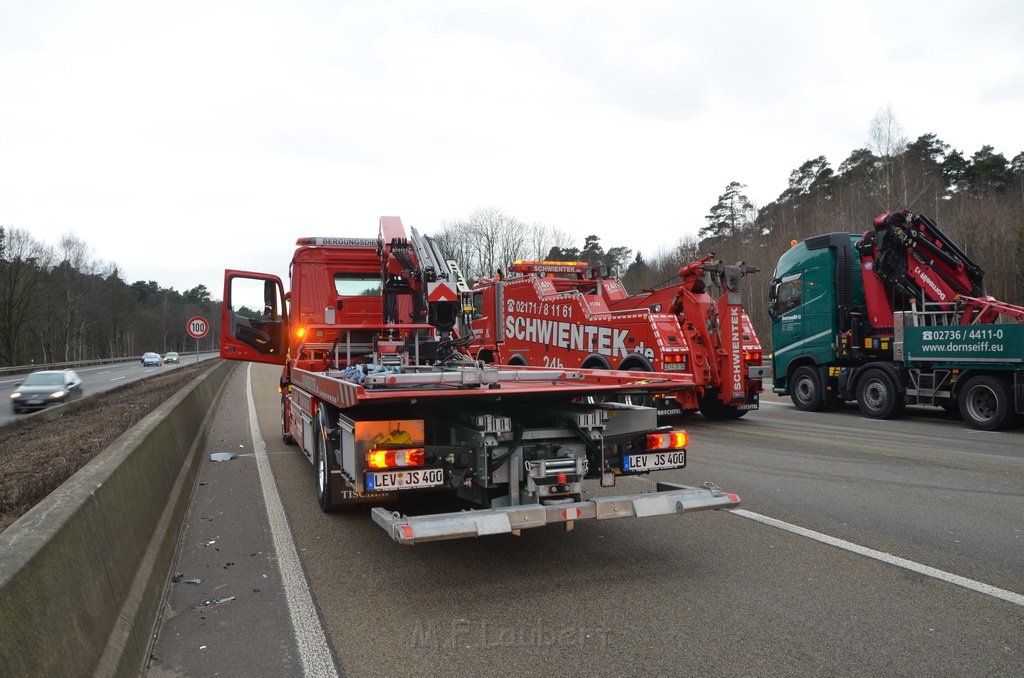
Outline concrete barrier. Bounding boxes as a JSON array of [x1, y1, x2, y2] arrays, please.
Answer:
[[0, 359, 236, 677]]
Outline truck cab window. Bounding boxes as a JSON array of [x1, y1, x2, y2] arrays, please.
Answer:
[[228, 276, 286, 355], [769, 275, 802, 317], [334, 274, 382, 297]]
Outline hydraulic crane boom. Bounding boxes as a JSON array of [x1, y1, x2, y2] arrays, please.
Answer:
[[857, 210, 1023, 326]]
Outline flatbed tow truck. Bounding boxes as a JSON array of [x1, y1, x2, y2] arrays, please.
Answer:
[[220, 217, 739, 544]]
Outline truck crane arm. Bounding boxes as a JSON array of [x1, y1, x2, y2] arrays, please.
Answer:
[[858, 210, 1023, 325], [860, 210, 984, 304], [377, 216, 474, 361]]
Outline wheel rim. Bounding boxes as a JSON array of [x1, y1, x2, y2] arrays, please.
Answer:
[[965, 385, 997, 422], [863, 379, 887, 411], [316, 410, 327, 496], [795, 377, 815, 405]]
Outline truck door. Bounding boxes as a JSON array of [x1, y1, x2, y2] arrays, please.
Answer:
[[769, 272, 805, 378], [220, 270, 289, 366]]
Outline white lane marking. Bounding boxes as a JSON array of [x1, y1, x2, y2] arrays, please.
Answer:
[[729, 508, 1024, 607], [246, 364, 339, 677], [111, 376, 126, 381]]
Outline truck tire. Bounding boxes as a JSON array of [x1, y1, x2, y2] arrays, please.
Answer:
[[618, 359, 652, 407], [315, 408, 342, 512], [958, 375, 1013, 431], [790, 366, 825, 411], [281, 396, 296, 445], [699, 388, 747, 419], [856, 368, 903, 419]]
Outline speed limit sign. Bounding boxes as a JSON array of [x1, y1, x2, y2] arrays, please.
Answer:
[[186, 316, 209, 339]]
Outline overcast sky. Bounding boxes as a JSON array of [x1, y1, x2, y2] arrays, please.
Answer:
[[2, 0, 1022, 297]]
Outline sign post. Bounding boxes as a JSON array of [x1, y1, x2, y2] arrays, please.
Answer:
[[186, 316, 209, 364]]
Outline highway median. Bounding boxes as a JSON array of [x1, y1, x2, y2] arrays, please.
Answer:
[[0, 359, 235, 677]]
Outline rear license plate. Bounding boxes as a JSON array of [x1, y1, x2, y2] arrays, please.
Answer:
[[623, 450, 686, 472], [366, 468, 444, 491]]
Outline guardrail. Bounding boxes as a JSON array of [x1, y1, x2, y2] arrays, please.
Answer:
[[0, 353, 209, 377]]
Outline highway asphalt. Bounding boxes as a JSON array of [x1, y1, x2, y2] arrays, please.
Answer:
[[147, 363, 1024, 677]]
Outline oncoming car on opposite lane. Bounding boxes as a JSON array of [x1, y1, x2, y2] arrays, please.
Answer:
[[163, 351, 180, 364], [10, 369, 84, 414], [141, 352, 162, 367]]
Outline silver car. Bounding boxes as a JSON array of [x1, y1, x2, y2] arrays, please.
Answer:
[[10, 370, 84, 413]]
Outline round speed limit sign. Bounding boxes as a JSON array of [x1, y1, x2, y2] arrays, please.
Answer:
[[186, 316, 209, 339]]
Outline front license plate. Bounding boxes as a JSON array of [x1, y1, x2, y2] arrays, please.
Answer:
[[366, 468, 444, 491], [737, 402, 758, 410], [623, 450, 686, 472], [28, 399, 43, 405]]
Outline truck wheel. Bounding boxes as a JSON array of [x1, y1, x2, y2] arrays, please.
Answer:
[[618, 360, 652, 407], [315, 408, 341, 512], [958, 375, 1013, 431], [281, 396, 296, 445], [790, 366, 825, 411], [856, 368, 903, 419], [699, 388, 747, 419]]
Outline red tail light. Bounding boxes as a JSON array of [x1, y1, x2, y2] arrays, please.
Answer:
[[366, 447, 426, 469], [645, 430, 688, 451]]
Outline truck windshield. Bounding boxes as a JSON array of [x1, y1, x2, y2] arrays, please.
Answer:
[[334, 274, 381, 297]]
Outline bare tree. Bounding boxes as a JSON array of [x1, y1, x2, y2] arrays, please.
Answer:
[[56, 234, 98, 361], [0, 228, 54, 365], [431, 208, 564, 281], [869, 105, 909, 208]]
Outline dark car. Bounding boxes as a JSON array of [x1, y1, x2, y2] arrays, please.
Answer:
[[163, 351, 180, 364], [10, 369, 84, 413], [141, 352, 162, 367]]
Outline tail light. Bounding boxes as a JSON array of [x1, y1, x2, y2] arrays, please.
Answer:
[[645, 431, 688, 450], [367, 447, 426, 469]]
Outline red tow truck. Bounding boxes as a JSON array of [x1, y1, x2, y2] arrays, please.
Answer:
[[219, 217, 740, 544], [466, 256, 768, 419]]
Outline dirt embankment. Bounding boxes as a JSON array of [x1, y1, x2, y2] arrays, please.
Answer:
[[0, 367, 204, 532]]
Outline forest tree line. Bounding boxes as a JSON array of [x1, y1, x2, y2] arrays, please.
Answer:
[[0, 228, 219, 368]]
